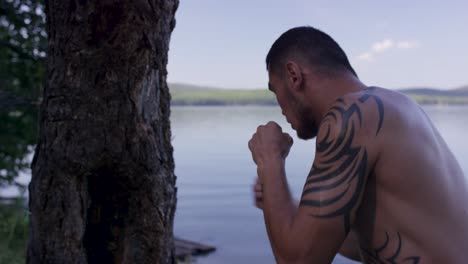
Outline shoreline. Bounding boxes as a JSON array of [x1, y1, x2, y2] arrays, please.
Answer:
[[170, 101, 468, 107]]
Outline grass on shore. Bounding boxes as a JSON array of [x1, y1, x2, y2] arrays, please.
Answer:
[[171, 88, 276, 105], [0, 200, 28, 264]]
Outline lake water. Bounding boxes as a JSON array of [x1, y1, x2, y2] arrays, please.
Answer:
[[1, 105, 467, 263], [171, 105, 468, 264]]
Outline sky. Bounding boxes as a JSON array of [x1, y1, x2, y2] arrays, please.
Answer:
[[167, 1, 468, 90]]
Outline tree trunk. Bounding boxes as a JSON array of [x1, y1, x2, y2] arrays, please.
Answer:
[[27, 1, 179, 263]]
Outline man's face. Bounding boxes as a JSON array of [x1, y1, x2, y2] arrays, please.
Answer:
[[268, 70, 319, 140]]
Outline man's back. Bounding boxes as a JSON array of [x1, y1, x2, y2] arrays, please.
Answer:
[[354, 87, 468, 263]]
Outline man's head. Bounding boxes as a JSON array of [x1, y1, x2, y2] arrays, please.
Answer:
[[266, 26, 357, 139]]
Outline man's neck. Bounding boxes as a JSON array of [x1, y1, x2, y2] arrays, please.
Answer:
[[307, 74, 368, 124]]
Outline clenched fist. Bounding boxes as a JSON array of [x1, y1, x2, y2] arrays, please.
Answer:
[[248, 121, 293, 169]]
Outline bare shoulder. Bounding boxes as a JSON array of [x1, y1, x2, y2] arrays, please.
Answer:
[[300, 87, 389, 234], [318, 87, 387, 145]]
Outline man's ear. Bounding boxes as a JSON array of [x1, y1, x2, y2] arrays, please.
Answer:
[[285, 61, 303, 92]]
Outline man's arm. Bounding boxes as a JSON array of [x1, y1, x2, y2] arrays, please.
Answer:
[[250, 96, 383, 263], [258, 158, 297, 263], [254, 178, 361, 262], [339, 230, 362, 262]]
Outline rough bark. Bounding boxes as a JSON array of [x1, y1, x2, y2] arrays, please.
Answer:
[[28, 0, 178, 263]]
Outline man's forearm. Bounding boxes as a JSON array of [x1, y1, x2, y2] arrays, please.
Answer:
[[259, 159, 297, 261]]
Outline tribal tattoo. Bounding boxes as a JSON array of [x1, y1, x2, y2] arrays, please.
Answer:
[[361, 232, 421, 264], [299, 88, 384, 233]]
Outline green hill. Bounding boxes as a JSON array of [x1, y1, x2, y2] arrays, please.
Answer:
[[169, 83, 275, 105], [454, 85, 468, 93], [399, 85, 468, 104], [169, 83, 468, 106], [169, 83, 219, 91]]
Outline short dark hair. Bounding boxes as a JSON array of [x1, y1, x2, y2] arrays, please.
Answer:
[[266, 26, 357, 77]]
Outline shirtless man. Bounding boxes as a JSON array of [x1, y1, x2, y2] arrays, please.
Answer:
[[248, 26, 468, 263]]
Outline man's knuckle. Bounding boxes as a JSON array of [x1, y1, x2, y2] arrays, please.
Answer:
[[250, 134, 256, 141]]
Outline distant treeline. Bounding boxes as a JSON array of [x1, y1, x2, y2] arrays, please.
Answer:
[[169, 83, 468, 106]]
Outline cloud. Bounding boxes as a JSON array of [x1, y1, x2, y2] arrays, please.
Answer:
[[372, 39, 394, 53], [396, 40, 420, 49], [357, 39, 421, 62], [357, 52, 373, 62]]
